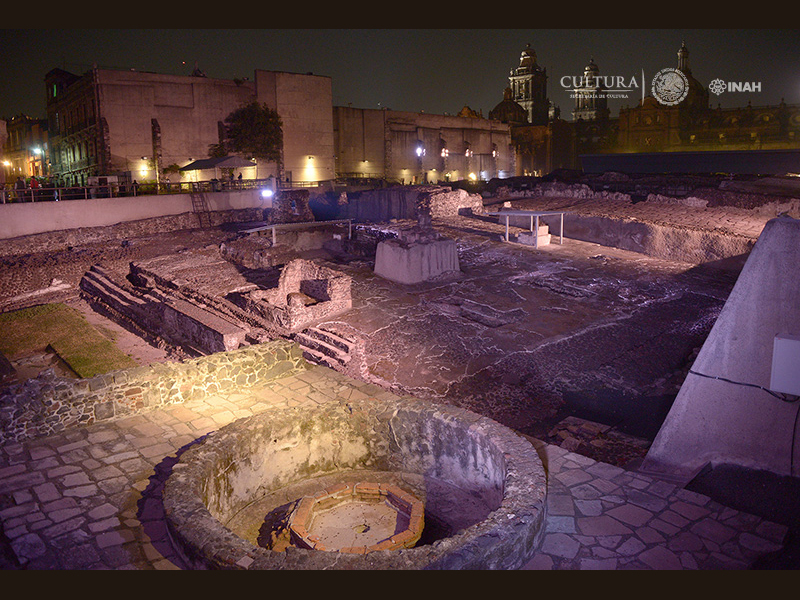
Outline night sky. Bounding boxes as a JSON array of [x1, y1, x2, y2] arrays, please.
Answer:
[[2, 28, 799, 122]]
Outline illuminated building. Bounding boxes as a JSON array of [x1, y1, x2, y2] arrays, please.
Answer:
[[44, 66, 334, 188], [333, 106, 513, 184], [492, 42, 800, 175], [1, 114, 48, 181]]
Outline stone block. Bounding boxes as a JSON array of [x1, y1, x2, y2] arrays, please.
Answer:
[[374, 238, 460, 285]]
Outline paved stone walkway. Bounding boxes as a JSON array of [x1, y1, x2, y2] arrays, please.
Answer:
[[0, 365, 788, 570]]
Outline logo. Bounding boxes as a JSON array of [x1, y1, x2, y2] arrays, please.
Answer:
[[708, 78, 761, 95], [559, 71, 645, 102], [652, 68, 689, 106], [709, 79, 726, 95]]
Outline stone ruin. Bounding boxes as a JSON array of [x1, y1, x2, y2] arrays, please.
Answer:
[[236, 258, 352, 333], [162, 396, 548, 570], [373, 192, 461, 285], [80, 248, 353, 360], [268, 189, 315, 224]]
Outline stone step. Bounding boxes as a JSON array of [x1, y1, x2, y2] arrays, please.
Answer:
[[300, 346, 342, 369], [293, 331, 351, 366], [303, 327, 355, 353], [517, 231, 551, 247], [80, 269, 147, 310]]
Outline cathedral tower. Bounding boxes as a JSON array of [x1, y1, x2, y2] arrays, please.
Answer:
[[572, 58, 609, 121], [508, 44, 550, 126]]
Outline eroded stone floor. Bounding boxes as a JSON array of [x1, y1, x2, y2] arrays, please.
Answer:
[[313, 215, 738, 443]]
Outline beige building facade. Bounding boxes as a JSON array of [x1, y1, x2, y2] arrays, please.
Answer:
[[333, 106, 513, 185], [44, 67, 334, 188], [43, 63, 507, 190]]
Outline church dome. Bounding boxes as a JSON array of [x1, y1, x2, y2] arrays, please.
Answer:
[[519, 44, 536, 68], [489, 87, 528, 125]]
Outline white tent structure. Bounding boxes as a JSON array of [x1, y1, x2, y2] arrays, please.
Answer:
[[179, 156, 257, 183]]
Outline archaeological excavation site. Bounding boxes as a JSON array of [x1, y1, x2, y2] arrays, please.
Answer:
[[1, 173, 800, 570]]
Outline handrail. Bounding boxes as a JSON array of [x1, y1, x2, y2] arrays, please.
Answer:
[[0, 178, 315, 204]]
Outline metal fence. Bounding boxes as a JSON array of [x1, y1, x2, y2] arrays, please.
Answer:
[[0, 177, 315, 204]]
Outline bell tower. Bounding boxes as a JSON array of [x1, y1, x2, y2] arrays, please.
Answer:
[[572, 58, 609, 121], [508, 44, 550, 126]]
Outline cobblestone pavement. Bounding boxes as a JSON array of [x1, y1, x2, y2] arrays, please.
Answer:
[[0, 365, 788, 570]]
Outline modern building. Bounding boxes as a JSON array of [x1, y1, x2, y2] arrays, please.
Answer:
[[333, 106, 513, 185], [43, 66, 334, 188]]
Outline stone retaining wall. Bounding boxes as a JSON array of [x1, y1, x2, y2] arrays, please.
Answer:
[[558, 213, 756, 264], [0, 208, 264, 258], [0, 340, 309, 446], [337, 185, 484, 223], [0, 190, 270, 241]]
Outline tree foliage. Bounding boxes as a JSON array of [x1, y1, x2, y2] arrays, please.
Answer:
[[211, 102, 283, 163]]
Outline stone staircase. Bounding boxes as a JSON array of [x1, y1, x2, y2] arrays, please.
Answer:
[[80, 264, 249, 356], [79, 265, 177, 353], [292, 326, 355, 370], [80, 265, 149, 316]]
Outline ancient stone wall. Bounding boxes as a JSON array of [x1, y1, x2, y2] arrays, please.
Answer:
[[337, 185, 484, 223], [0, 208, 264, 258], [267, 190, 315, 224], [424, 187, 485, 218], [246, 259, 352, 332], [0, 341, 309, 446]]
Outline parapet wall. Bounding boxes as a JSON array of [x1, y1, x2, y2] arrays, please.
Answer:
[[0, 189, 270, 241], [0, 340, 309, 446]]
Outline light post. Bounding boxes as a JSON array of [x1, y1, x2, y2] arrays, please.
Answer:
[[416, 142, 426, 184]]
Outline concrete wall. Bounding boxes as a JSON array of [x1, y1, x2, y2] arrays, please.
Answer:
[[0, 190, 271, 239], [642, 216, 800, 482], [256, 70, 335, 185]]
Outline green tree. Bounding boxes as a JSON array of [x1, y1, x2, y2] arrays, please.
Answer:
[[212, 102, 283, 165]]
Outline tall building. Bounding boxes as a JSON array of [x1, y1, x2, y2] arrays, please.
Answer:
[[508, 44, 551, 126], [44, 66, 334, 188], [572, 58, 609, 122]]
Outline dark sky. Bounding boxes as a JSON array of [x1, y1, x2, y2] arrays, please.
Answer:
[[2, 29, 799, 122]]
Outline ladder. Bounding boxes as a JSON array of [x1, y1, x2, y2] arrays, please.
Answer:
[[190, 192, 212, 228]]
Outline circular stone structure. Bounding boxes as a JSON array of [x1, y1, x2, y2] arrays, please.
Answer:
[[162, 396, 547, 570]]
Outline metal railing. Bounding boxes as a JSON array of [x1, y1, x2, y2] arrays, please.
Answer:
[[0, 177, 314, 204]]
